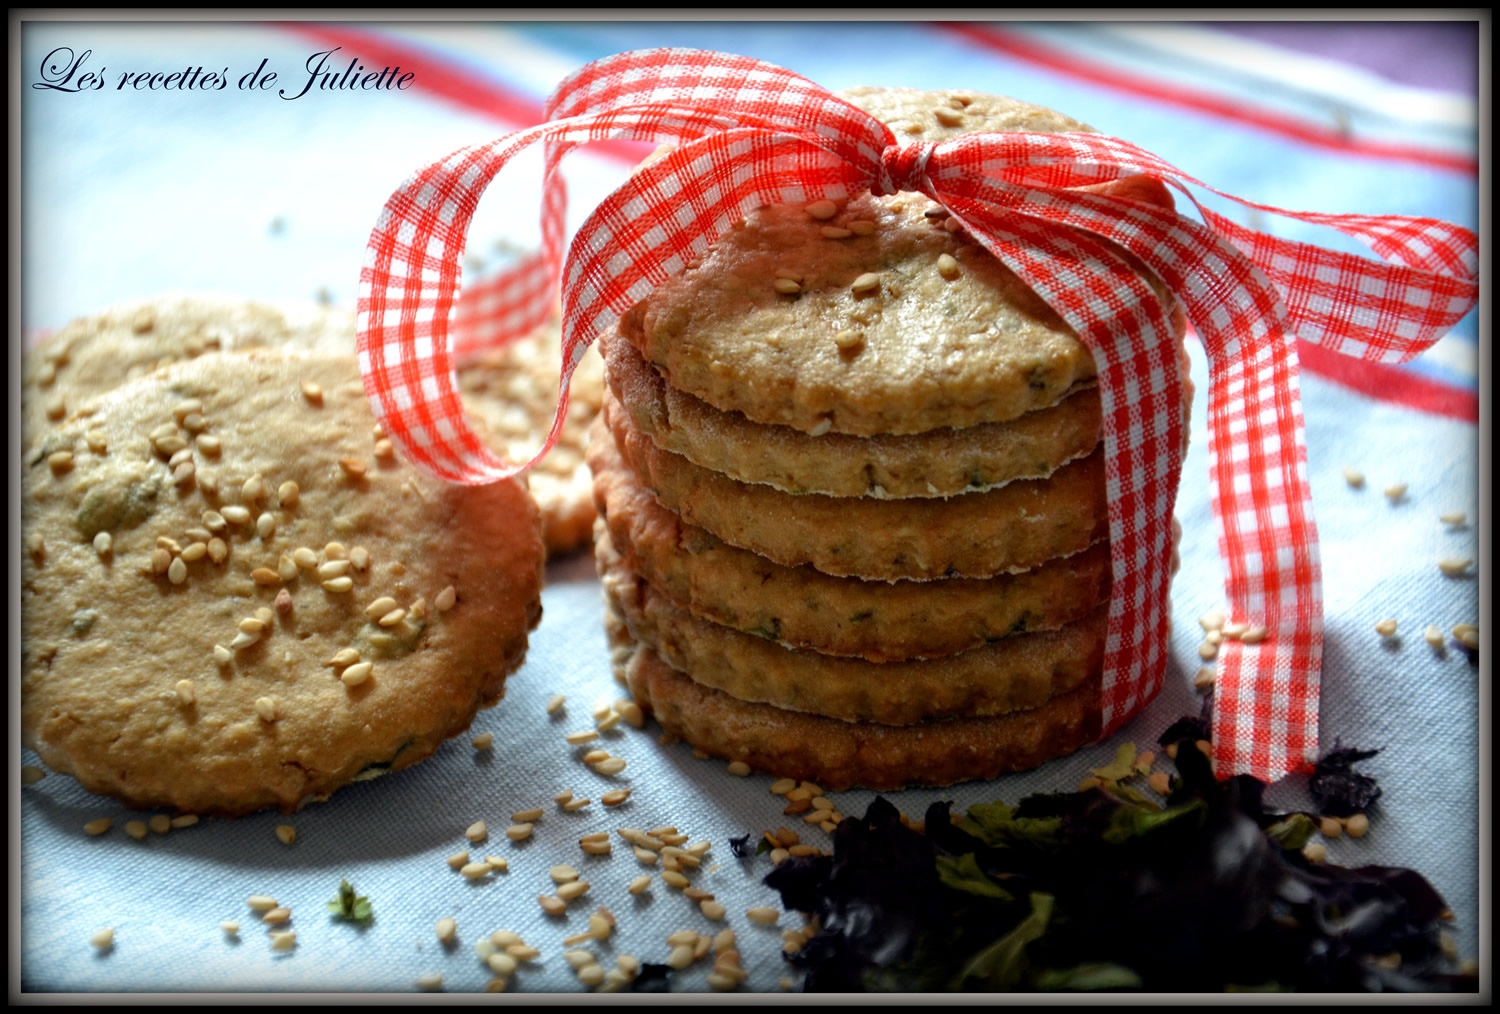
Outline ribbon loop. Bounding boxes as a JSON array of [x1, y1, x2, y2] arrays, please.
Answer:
[[873, 142, 935, 197]]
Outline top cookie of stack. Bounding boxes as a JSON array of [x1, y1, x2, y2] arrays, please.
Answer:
[[592, 87, 1189, 790]]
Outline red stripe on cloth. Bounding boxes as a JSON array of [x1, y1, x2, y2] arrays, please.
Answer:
[[1296, 337, 1479, 422], [267, 22, 652, 166], [939, 23, 1478, 176]]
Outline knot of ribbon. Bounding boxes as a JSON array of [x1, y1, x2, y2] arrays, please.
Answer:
[[356, 48, 1478, 783], [873, 142, 934, 197]]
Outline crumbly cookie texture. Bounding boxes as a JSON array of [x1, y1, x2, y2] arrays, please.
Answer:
[[459, 320, 606, 556], [590, 425, 1110, 662], [629, 88, 1180, 436], [602, 319, 1102, 498], [21, 351, 544, 816], [613, 616, 1102, 792], [600, 528, 1104, 726], [599, 399, 1108, 582], [23, 294, 356, 446]]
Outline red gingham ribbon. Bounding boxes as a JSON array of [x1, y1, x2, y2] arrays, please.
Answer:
[[356, 49, 1478, 782]]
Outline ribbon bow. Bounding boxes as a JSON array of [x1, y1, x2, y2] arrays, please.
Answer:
[[357, 49, 1478, 782]]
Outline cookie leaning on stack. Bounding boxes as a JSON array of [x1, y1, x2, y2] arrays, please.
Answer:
[[21, 348, 545, 816], [590, 87, 1191, 790]]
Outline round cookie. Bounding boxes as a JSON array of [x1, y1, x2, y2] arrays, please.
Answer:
[[612, 617, 1103, 792], [459, 318, 606, 556], [590, 425, 1111, 661], [23, 294, 356, 447], [21, 350, 545, 816], [601, 318, 1103, 498], [600, 397, 1109, 581], [628, 88, 1181, 437], [600, 529, 1104, 726]]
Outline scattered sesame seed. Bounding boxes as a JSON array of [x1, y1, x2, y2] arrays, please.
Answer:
[[196, 434, 221, 456], [221, 921, 239, 935], [1453, 624, 1478, 650], [1239, 626, 1269, 644], [221, 505, 251, 525], [123, 820, 148, 840], [628, 875, 651, 895], [538, 895, 566, 916], [1375, 618, 1398, 637], [374, 439, 395, 459], [821, 224, 852, 239], [600, 789, 631, 807], [181, 542, 207, 562], [262, 905, 292, 924], [512, 808, 545, 823], [414, 973, 443, 991], [323, 577, 354, 594], [506, 823, 534, 841], [472, 732, 494, 750], [1440, 511, 1466, 526], [593, 757, 627, 776], [461, 862, 493, 880], [1193, 667, 1217, 690], [84, 817, 112, 835], [173, 679, 196, 705], [1302, 842, 1328, 864], [447, 850, 470, 869], [275, 825, 296, 846], [772, 278, 802, 295], [582, 749, 610, 764], [809, 418, 832, 437], [565, 730, 599, 745], [247, 895, 278, 911], [746, 906, 779, 925], [340, 458, 367, 478], [207, 538, 228, 564], [212, 644, 232, 665], [269, 931, 296, 951], [90, 927, 115, 950], [1383, 483, 1408, 501], [936, 253, 960, 279], [934, 107, 963, 127], [804, 200, 838, 220], [167, 557, 188, 585], [546, 694, 567, 715], [564, 949, 595, 970], [256, 513, 277, 539], [851, 271, 881, 293], [849, 220, 876, 235], [1438, 558, 1473, 577], [377, 607, 406, 627], [557, 880, 591, 901], [255, 697, 278, 722], [486, 952, 518, 975], [1197, 641, 1218, 660], [466, 821, 489, 843], [726, 761, 752, 777], [562, 797, 592, 812], [1319, 816, 1343, 838], [349, 546, 370, 571], [1342, 467, 1365, 488], [85, 430, 107, 454], [171, 815, 198, 828], [301, 381, 322, 404], [435, 585, 457, 612], [700, 900, 727, 921], [485, 856, 508, 872], [1345, 813, 1370, 838]]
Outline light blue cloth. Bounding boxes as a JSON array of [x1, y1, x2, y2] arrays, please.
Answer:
[[17, 18, 1481, 993]]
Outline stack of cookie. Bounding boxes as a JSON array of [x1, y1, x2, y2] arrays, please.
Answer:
[[590, 87, 1188, 790]]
